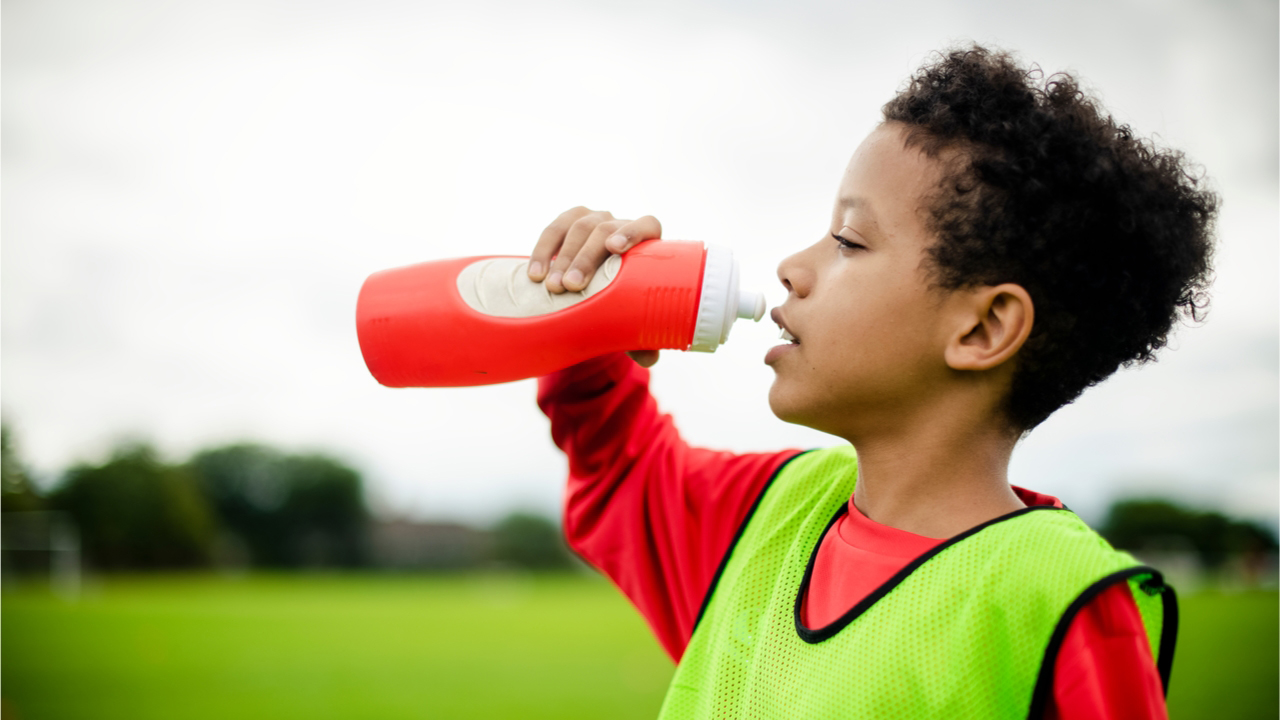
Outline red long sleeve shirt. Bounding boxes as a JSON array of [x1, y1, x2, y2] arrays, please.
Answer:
[[538, 353, 1168, 720]]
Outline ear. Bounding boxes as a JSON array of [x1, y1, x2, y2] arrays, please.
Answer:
[[944, 283, 1034, 372]]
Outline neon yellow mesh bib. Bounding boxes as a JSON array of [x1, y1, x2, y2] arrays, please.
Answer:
[[659, 446, 1176, 719]]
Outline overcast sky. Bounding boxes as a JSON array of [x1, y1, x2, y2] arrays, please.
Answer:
[[3, 0, 1276, 529]]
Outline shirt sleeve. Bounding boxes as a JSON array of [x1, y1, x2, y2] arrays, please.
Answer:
[[537, 352, 801, 662], [1046, 581, 1169, 720]]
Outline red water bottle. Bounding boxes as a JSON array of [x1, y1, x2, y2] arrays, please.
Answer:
[[356, 240, 766, 387]]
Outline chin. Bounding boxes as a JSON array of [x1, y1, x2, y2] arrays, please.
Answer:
[[767, 382, 809, 426], [769, 383, 853, 440]]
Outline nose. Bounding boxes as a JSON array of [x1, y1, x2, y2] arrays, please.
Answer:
[[776, 241, 815, 298]]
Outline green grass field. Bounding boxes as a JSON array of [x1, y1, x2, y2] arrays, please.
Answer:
[[2, 573, 673, 720], [1165, 588, 1278, 719], [2, 574, 1275, 719]]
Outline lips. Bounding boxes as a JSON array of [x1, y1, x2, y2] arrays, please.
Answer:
[[771, 307, 799, 344]]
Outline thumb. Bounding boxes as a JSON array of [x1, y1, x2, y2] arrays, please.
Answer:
[[627, 350, 661, 368]]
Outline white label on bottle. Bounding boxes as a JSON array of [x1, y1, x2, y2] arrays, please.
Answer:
[[456, 255, 622, 318]]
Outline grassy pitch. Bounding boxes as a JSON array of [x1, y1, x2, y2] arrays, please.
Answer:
[[2, 574, 1275, 719], [1166, 588, 1278, 719], [2, 573, 674, 719]]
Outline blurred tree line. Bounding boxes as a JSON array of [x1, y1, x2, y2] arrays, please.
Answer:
[[1099, 498, 1278, 574], [9, 421, 1272, 577], [1, 424, 574, 572]]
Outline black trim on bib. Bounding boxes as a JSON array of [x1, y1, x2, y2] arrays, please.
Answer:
[[1155, 580, 1179, 690], [794, 504, 1067, 644], [1026, 566, 1178, 718], [691, 449, 811, 634]]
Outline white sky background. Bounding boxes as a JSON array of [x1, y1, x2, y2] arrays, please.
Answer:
[[3, 0, 1277, 529]]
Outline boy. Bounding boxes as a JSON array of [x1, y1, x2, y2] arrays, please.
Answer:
[[526, 46, 1215, 718]]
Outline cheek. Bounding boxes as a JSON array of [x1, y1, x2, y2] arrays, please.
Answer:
[[810, 303, 935, 385], [807, 303, 882, 364]]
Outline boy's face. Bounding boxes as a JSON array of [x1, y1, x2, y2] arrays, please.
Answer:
[[766, 122, 959, 439]]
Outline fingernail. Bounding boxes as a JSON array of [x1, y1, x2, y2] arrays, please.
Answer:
[[548, 271, 562, 287], [528, 261, 542, 278], [564, 268, 584, 288], [607, 235, 627, 252]]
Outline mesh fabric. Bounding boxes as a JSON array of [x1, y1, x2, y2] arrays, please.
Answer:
[[658, 446, 1170, 719]]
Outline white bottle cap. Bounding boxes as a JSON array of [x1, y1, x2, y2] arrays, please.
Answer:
[[690, 244, 766, 352]]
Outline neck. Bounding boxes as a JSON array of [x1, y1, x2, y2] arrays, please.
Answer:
[[846, 401, 1023, 539]]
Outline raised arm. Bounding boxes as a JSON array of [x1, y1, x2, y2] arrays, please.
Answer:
[[529, 207, 799, 660], [539, 353, 799, 661]]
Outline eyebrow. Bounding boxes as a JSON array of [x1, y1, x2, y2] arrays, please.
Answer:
[[836, 196, 879, 227]]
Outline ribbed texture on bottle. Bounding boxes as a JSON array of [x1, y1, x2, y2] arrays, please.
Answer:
[[640, 286, 695, 348]]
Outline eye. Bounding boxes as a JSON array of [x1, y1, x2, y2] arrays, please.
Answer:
[[831, 232, 865, 251]]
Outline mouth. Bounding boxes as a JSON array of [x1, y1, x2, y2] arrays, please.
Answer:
[[771, 307, 799, 345]]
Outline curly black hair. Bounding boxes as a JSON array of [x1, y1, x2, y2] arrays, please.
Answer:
[[882, 46, 1218, 431]]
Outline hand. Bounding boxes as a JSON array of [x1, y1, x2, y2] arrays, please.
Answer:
[[527, 207, 663, 293], [528, 206, 663, 368]]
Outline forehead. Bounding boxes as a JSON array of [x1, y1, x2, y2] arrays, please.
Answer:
[[835, 123, 946, 228]]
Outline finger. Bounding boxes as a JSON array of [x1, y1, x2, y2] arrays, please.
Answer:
[[627, 350, 661, 368], [562, 220, 627, 292], [529, 207, 592, 282], [546, 210, 615, 293], [604, 215, 662, 255]]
